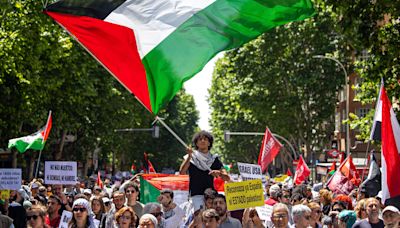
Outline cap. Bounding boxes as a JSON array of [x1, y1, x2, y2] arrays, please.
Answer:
[[382, 206, 400, 214], [93, 186, 101, 191], [83, 189, 92, 195], [376, 191, 383, 199], [102, 197, 111, 204]]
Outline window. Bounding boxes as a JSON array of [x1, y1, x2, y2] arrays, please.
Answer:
[[356, 108, 370, 118]]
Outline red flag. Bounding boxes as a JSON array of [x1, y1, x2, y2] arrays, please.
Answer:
[[97, 170, 103, 189], [327, 155, 360, 194], [378, 82, 400, 202], [258, 128, 282, 172], [294, 156, 310, 185], [143, 152, 156, 174], [42, 111, 52, 142], [286, 168, 293, 177]]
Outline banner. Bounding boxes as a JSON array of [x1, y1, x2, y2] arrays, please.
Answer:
[[0, 169, 21, 190], [237, 162, 266, 186], [225, 179, 265, 211], [45, 161, 77, 185]]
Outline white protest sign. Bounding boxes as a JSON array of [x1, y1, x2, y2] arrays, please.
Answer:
[[58, 210, 72, 228], [256, 205, 273, 221], [45, 161, 77, 185], [0, 169, 21, 190], [237, 162, 266, 183]]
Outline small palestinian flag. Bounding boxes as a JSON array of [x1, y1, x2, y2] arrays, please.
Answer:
[[45, 0, 314, 114], [8, 111, 53, 153], [328, 162, 336, 175]]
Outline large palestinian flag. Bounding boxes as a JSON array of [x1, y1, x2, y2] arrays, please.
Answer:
[[45, 0, 314, 114], [140, 174, 225, 205]]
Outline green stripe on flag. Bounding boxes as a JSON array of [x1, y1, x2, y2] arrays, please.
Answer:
[[143, 0, 314, 113], [140, 176, 161, 204], [8, 137, 45, 153]]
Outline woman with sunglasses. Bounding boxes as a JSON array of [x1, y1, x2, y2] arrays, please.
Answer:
[[115, 207, 137, 228], [27, 204, 49, 228], [69, 198, 96, 228]]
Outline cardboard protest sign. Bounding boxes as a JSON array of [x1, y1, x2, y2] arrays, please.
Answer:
[[256, 205, 273, 221], [225, 179, 265, 211], [58, 210, 72, 228], [0, 169, 21, 190], [45, 161, 77, 185], [237, 162, 266, 186]]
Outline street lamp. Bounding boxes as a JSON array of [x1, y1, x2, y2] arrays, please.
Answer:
[[313, 55, 350, 156]]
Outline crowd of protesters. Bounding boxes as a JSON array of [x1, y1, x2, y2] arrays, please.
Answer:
[[1, 131, 399, 228]]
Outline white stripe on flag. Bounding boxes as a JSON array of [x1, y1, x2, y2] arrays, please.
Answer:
[[370, 83, 383, 140], [390, 108, 400, 154], [104, 0, 216, 58]]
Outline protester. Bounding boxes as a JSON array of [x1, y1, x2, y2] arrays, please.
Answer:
[[158, 190, 185, 228], [338, 210, 356, 228], [124, 182, 144, 218], [202, 209, 220, 228], [91, 196, 106, 225], [265, 184, 282, 206], [26, 204, 49, 228], [0, 200, 13, 228], [69, 198, 96, 228], [8, 189, 28, 228], [352, 198, 384, 228], [308, 202, 322, 228], [292, 204, 312, 228], [143, 203, 164, 228], [242, 207, 265, 228], [102, 197, 112, 213], [46, 195, 62, 228], [139, 214, 158, 228], [319, 189, 333, 216], [271, 203, 290, 228], [105, 191, 126, 227], [179, 131, 230, 210], [382, 206, 400, 228], [354, 199, 367, 221], [212, 194, 241, 228], [115, 206, 137, 228]]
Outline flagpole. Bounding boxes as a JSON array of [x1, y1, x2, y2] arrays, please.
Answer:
[[360, 141, 371, 182], [35, 149, 43, 178], [155, 116, 188, 148]]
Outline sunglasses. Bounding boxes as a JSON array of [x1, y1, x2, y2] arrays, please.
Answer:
[[27, 215, 39, 221], [104, 202, 111, 206], [151, 212, 163, 217], [126, 190, 136, 194], [73, 208, 87, 212], [332, 208, 343, 212]]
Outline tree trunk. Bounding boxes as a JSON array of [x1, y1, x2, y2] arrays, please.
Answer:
[[11, 149, 17, 168], [54, 130, 67, 160]]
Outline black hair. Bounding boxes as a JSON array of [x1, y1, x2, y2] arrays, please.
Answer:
[[214, 194, 226, 202], [161, 189, 174, 199], [332, 201, 346, 209], [192, 131, 214, 150]]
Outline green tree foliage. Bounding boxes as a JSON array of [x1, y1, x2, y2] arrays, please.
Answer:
[[320, 0, 400, 140], [0, 0, 198, 176], [210, 7, 347, 166]]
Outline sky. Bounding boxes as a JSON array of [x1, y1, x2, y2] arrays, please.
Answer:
[[184, 53, 223, 131]]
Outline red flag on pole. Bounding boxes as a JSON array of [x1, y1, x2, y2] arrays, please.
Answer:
[[97, 170, 103, 189], [294, 155, 310, 185], [286, 168, 293, 177], [257, 128, 282, 172], [327, 155, 360, 194]]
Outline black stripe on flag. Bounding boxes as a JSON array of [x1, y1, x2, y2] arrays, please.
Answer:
[[46, 0, 126, 20], [370, 121, 381, 141], [360, 153, 381, 197]]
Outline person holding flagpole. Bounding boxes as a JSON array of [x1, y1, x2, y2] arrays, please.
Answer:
[[179, 131, 230, 211]]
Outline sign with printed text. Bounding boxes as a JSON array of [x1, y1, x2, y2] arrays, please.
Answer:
[[45, 161, 77, 185], [237, 162, 266, 184], [225, 179, 265, 211], [58, 210, 72, 228], [0, 169, 21, 190]]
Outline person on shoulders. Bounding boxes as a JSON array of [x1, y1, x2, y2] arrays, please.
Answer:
[[179, 131, 230, 211]]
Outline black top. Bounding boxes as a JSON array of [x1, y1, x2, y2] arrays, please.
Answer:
[[188, 157, 223, 196], [352, 219, 384, 228]]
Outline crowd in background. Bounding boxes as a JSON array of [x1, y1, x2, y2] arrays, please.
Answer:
[[0, 174, 399, 228]]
